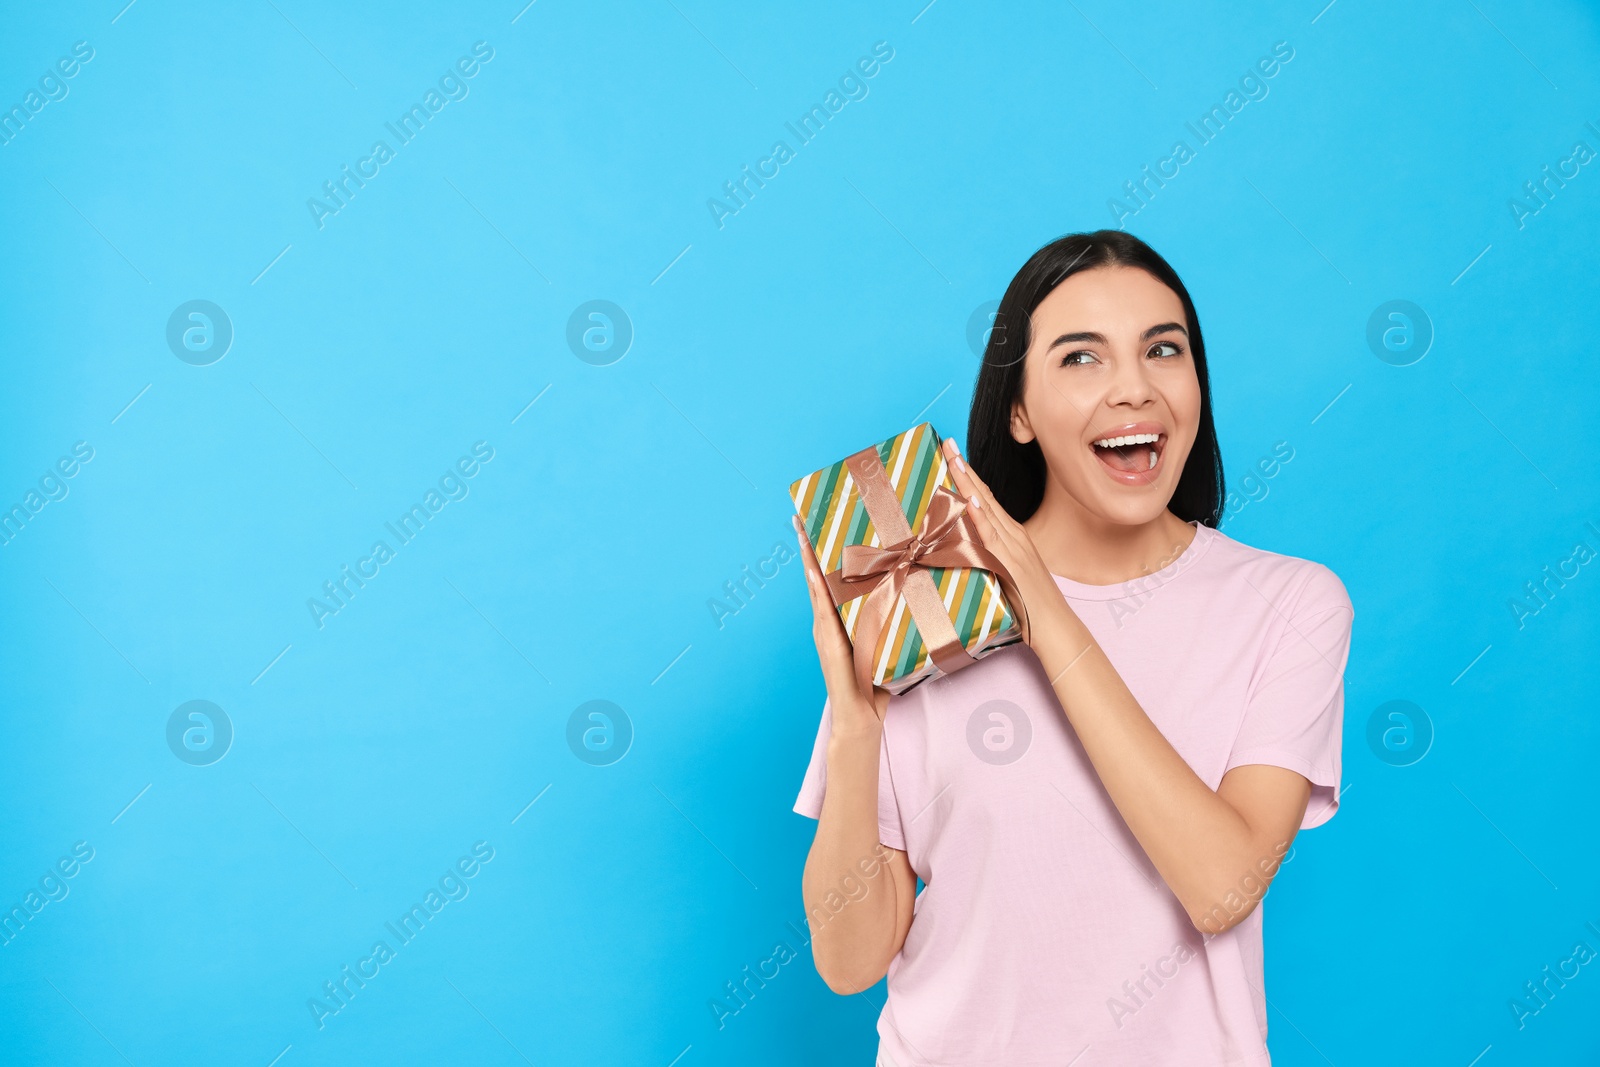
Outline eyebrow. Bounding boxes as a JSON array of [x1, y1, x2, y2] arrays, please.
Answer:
[[1045, 322, 1189, 351]]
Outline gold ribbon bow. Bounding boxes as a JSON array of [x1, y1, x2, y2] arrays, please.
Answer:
[[822, 446, 1030, 695]]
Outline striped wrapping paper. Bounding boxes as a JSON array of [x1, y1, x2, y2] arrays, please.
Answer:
[[789, 422, 1022, 694]]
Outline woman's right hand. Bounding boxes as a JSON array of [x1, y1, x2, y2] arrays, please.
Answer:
[[792, 514, 891, 734]]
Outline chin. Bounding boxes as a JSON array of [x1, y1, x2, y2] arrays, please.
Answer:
[[1084, 492, 1171, 527], [1070, 437, 1193, 527]]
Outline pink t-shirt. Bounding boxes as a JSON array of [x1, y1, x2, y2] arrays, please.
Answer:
[[794, 520, 1354, 1066]]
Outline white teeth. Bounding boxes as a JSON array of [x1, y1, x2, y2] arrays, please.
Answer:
[[1092, 432, 1160, 448], [1148, 449, 1157, 470]]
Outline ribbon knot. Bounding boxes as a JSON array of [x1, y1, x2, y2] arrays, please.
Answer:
[[836, 488, 969, 589], [821, 470, 1028, 696]]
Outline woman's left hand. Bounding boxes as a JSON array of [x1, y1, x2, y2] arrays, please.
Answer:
[[942, 436, 1063, 648]]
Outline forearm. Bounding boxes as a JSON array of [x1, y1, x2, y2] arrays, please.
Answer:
[[802, 725, 903, 991], [1030, 598, 1274, 928]]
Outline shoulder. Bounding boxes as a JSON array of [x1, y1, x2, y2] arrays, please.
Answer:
[[1204, 526, 1353, 620]]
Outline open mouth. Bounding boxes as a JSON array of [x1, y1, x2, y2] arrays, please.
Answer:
[[1090, 431, 1165, 483]]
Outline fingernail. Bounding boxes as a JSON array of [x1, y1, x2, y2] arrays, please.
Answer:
[[954, 455, 967, 474], [970, 494, 982, 509]]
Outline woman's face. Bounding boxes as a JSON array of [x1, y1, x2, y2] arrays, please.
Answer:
[[1010, 265, 1202, 526]]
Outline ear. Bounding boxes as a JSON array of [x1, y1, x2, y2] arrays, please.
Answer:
[[1010, 400, 1036, 445]]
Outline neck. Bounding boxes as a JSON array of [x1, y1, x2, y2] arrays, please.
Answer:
[[1022, 482, 1198, 586]]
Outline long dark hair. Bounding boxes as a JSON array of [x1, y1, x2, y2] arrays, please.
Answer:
[[966, 230, 1224, 527]]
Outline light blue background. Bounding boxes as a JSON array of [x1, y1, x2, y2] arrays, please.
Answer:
[[2, 1, 1597, 1064]]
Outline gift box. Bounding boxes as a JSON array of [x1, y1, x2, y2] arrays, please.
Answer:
[[789, 422, 1026, 695]]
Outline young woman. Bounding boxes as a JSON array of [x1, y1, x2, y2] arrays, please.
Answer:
[[791, 230, 1354, 1065]]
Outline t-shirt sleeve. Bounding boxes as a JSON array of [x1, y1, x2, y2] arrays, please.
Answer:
[[1224, 563, 1354, 830], [793, 697, 907, 851]]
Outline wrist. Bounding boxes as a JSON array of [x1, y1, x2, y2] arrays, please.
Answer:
[[1021, 586, 1078, 649], [827, 719, 883, 754], [1030, 600, 1098, 688]]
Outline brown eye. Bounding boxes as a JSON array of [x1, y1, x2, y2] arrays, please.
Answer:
[[1149, 342, 1182, 358], [1059, 350, 1099, 367]]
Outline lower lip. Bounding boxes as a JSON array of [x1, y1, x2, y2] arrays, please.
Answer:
[[1091, 440, 1163, 486]]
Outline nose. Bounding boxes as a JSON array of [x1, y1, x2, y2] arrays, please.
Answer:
[[1106, 348, 1157, 408]]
